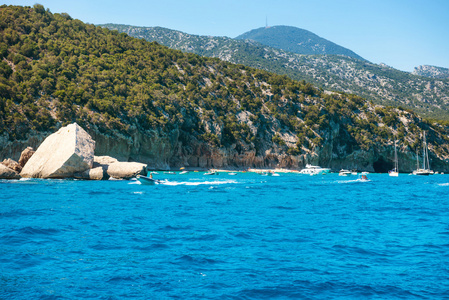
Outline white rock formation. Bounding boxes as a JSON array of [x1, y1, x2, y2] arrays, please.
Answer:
[[106, 162, 147, 179], [20, 123, 95, 178], [93, 155, 119, 167], [74, 166, 108, 180]]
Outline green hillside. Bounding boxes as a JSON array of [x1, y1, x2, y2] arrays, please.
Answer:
[[2, 5, 449, 171], [101, 24, 449, 121]]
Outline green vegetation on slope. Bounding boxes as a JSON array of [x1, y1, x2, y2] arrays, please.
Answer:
[[2, 5, 449, 165], [102, 24, 449, 121]]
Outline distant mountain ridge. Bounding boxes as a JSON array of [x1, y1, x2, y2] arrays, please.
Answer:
[[413, 65, 449, 79], [100, 24, 449, 120], [236, 25, 365, 61]]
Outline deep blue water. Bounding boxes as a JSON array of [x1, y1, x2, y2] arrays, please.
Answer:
[[1, 172, 449, 299]]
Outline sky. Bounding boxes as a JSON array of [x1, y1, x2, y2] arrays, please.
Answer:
[[2, 0, 449, 72]]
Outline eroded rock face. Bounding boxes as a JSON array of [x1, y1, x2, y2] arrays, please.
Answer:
[[1, 158, 21, 172], [19, 147, 35, 168], [0, 164, 21, 179], [20, 123, 95, 178]]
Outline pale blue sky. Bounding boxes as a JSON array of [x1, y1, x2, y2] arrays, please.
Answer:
[[3, 0, 449, 72]]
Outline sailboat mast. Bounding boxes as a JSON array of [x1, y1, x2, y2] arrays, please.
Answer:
[[422, 132, 426, 170], [394, 140, 398, 171], [416, 149, 419, 170]]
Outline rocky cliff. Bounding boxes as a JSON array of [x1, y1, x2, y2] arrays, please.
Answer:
[[2, 114, 449, 173]]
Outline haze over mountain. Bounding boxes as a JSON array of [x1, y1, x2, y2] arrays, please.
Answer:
[[101, 24, 449, 121], [235, 25, 365, 61]]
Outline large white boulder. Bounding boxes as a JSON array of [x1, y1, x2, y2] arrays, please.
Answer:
[[20, 123, 95, 178]]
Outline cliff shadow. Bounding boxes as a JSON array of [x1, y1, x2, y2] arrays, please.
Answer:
[[373, 156, 392, 173]]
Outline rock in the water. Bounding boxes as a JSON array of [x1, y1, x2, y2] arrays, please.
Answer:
[[74, 166, 109, 180], [1, 158, 21, 172], [0, 164, 21, 179], [106, 162, 147, 179], [19, 147, 35, 168], [75, 156, 145, 180], [20, 123, 95, 178], [93, 155, 119, 168]]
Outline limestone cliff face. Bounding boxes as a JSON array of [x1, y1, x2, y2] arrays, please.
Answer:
[[89, 127, 179, 170], [2, 122, 449, 173], [86, 124, 449, 172], [0, 132, 51, 162]]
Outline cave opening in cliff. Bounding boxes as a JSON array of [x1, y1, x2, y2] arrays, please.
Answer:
[[373, 156, 392, 173]]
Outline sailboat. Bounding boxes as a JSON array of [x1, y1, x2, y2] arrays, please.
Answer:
[[413, 131, 433, 176], [389, 140, 399, 177]]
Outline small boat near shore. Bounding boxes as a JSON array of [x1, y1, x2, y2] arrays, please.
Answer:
[[204, 170, 218, 175], [136, 175, 162, 185], [339, 169, 351, 176], [389, 140, 399, 177], [413, 131, 433, 176], [358, 174, 369, 181]]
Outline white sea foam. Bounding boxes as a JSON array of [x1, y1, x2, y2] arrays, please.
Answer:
[[161, 180, 237, 186], [336, 179, 371, 184]]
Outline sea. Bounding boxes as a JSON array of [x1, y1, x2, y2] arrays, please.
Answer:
[[1, 172, 449, 299]]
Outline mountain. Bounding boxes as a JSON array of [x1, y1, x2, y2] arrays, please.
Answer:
[[2, 5, 449, 173], [413, 65, 449, 79], [101, 24, 449, 121], [235, 25, 365, 60]]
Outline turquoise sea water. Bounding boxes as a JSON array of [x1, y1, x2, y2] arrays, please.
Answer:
[[1, 172, 449, 299]]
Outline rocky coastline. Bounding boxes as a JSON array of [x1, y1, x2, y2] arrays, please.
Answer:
[[0, 123, 147, 180], [2, 121, 449, 180]]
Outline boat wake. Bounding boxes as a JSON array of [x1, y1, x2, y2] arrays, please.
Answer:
[[161, 179, 238, 186], [337, 179, 371, 184]]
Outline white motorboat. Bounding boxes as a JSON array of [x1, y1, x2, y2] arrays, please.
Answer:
[[299, 164, 330, 175], [204, 170, 218, 175], [338, 169, 351, 176], [136, 175, 162, 185]]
